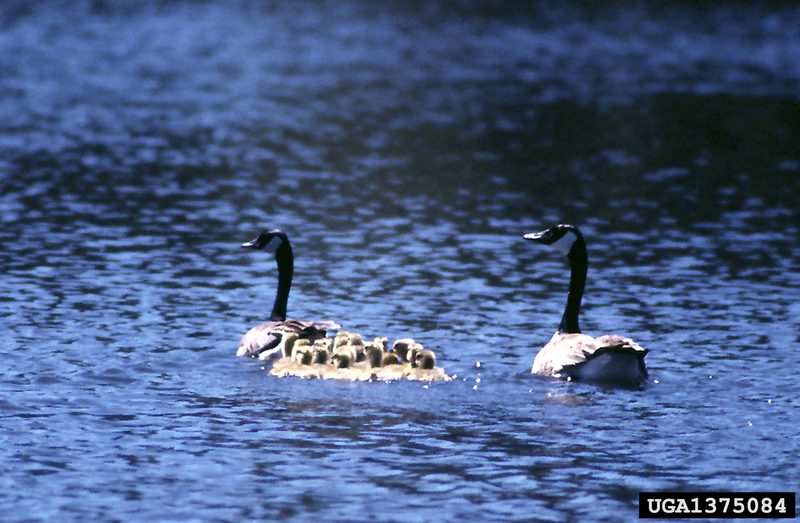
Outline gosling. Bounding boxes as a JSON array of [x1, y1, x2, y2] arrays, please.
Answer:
[[332, 346, 357, 369], [260, 332, 299, 361], [413, 349, 436, 370], [381, 352, 400, 366], [391, 338, 416, 361], [407, 343, 424, 368], [334, 331, 351, 348], [366, 344, 384, 368], [292, 345, 313, 365], [312, 345, 329, 364]]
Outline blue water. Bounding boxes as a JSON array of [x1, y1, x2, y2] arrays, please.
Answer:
[[1, 2, 799, 521]]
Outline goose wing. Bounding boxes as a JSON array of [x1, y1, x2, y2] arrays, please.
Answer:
[[594, 334, 648, 355], [237, 319, 341, 358], [560, 334, 649, 383], [532, 332, 598, 377]]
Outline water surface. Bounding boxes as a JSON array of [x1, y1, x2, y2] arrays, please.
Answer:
[[1, 2, 799, 521]]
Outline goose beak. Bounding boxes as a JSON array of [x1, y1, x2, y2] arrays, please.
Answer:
[[523, 231, 546, 242], [241, 239, 257, 248]]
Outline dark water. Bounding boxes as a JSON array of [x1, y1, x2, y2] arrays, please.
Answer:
[[2, 2, 799, 521]]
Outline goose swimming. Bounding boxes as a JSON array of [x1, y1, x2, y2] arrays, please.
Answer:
[[237, 229, 341, 359], [264, 329, 451, 382], [523, 224, 648, 384]]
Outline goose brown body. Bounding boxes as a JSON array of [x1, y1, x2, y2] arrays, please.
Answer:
[[237, 230, 340, 359], [524, 224, 648, 385]]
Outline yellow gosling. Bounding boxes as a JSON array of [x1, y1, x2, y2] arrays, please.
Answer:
[[373, 337, 388, 351], [382, 352, 400, 366], [414, 349, 436, 370], [334, 331, 350, 348], [407, 343, 424, 368], [312, 345, 329, 364], [366, 345, 384, 368], [354, 343, 367, 363], [292, 345, 313, 365], [259, 332, 299, 361], [391, 338, 415, 361], [332, 346, 356, 369]]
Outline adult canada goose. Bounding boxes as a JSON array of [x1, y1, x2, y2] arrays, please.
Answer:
[[237, 229, 341, 359], [523, 224, 648, 384]]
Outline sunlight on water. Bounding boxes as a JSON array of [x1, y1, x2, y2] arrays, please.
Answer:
[[1, 1, 799, 522]]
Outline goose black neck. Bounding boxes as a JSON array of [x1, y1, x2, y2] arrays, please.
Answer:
[[559, 235, 587, 334], [270, 242, 293, 321]]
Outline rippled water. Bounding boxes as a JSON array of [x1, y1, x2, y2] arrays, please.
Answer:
[[2, 2, 799, 521]]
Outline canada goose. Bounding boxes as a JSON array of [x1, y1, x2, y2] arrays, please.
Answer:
[[403, 348, 450, 381], [334, 331, 351, 349], [391, 339, 415, 361], [258, 332, 299, 361], [312, 339, 332, 364], [381, 352, 400, 366], [237, 229, 341, 359], [523, 224, 648, 384], [292, 345, 313, 365], [407, 344, 424, 368], [413, 349, 436, 370], [365, 344, 384, 368], [312, 347, 329, 364], [372, 352, 404, 381], [332, 346, 356, 369]]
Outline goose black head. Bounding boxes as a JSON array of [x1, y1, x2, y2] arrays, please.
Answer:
[[241, 229, 290, 257], [523, 224, 583, 256], [525, 224, 588, 334]]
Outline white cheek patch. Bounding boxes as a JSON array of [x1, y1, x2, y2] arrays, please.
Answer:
[[265, 236, 283, 255], [551, 231, 576, 255]]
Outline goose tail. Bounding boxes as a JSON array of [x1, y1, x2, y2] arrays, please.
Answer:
[[565, 345, 648, 384]]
